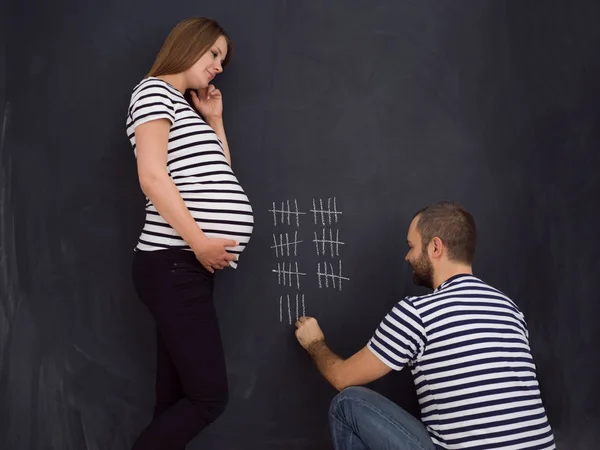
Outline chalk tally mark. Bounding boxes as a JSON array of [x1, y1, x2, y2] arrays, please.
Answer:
[[316, 260, 350, 291], [311, 197, 342, 226], [313, 228, 344, 257], [271, 231, 302, 257], [279, 294, 306, 325], [272, 261, 306, 290], [269, 199, 306, 227]]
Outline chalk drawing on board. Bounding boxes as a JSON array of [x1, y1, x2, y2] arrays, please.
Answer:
[[311, 197, 342, 226], [269, 199, 306, 227], [313, 228, 344, 257], [279, 294, 306, 324], [279, 295, 283, 322], [271, 231, 302, 257], [317, 260, 350, 291], [272, 262, 306, 289]]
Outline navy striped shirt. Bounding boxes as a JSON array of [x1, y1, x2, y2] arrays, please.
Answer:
[[126, 77, 253, 268], [368, 274, 555, 449]]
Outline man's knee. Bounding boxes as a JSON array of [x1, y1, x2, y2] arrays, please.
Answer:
[[329, 386, 371, 419]]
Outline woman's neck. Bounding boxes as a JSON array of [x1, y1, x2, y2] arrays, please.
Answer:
[[155, 74, 186, 94]]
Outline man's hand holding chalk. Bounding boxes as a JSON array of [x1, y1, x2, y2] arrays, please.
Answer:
[[295, 316, 325, 350]]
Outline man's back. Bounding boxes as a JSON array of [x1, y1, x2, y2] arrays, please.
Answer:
[[368, 274, 555, 449]]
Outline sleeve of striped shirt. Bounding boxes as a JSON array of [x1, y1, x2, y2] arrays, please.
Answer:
[[128, 84, 176, 129], [367, 297, 427, 371]]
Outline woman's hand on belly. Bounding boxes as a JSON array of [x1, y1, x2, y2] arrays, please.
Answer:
[[193, 238, 239, 273]]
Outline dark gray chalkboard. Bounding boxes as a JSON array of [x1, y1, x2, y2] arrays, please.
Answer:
[[1, 1, 599, 449]]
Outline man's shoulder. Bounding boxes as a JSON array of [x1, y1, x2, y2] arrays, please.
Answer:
[[407, 275, 522, 312]]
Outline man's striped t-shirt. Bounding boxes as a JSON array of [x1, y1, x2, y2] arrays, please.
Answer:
[[368, 274, 555, 449], [126, 77, 253, 268]]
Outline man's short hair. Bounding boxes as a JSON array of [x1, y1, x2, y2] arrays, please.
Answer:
[[414, 201, 477, 264]]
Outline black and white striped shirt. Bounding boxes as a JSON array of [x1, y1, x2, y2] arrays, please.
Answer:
[[126, 77, 253, 268], [368, 274, 555, 449]]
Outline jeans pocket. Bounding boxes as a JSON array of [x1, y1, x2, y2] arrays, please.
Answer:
[[170, 259, 213, 284]]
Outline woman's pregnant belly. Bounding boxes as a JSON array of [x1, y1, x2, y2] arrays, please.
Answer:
[[177, 181, 254, 268]]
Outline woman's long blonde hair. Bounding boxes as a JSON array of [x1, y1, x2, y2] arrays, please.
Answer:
[[146, 17, 232, 78]]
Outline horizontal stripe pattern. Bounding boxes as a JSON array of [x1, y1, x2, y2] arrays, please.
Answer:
[[368, 275, 555, 449], [126, 78, 253, 267]]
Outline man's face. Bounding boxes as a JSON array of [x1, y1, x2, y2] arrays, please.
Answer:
[[405, 216, 434, 289]]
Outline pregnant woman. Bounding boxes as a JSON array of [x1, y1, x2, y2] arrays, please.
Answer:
[[125, 17, 253, 449]]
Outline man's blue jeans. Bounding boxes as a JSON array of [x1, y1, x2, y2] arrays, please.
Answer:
[[329, 387, 436, 450]]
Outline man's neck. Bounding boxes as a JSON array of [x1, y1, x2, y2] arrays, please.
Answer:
[[433, 264, 473, 290]]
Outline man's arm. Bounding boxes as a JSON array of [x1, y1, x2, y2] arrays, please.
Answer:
[[296, 317, 392, 391]]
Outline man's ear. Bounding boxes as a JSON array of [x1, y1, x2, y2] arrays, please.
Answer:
[[430, 237, 444, 258]]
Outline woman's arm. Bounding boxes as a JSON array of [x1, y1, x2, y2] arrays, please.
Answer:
[[190, 87, 231, 166], [207, 117, 231, 166]]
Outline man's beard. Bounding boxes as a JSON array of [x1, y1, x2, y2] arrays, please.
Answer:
[[411, 252, 434, 290]]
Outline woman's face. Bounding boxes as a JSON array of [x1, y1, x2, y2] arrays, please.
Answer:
[[187, 35, 228, 89]]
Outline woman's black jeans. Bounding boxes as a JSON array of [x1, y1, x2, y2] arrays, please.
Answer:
[[131, 249, 228, 450]]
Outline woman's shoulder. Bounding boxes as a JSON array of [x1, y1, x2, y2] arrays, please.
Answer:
[[131, 76, 165, 93], [130, 77, 182, 101]]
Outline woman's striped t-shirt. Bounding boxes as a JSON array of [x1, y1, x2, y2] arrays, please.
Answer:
[[368, 274, 555, 449], [126, 77, 253, 268]]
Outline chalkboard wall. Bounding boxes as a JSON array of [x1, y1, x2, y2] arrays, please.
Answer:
[[1, 1, 599, 448]]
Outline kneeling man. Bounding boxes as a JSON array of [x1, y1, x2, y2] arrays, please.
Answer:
[[295, 201, 555, 450]]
